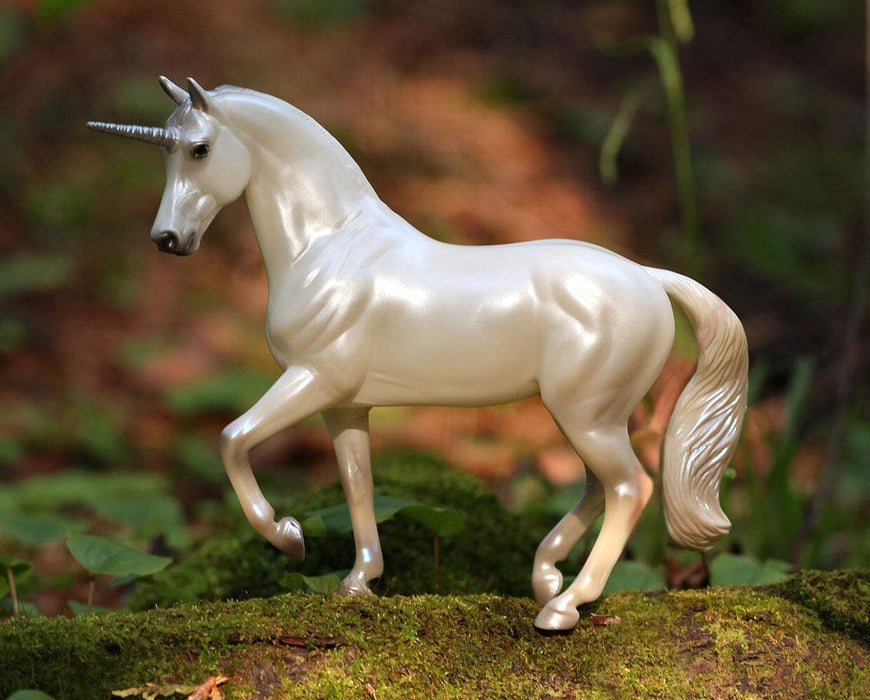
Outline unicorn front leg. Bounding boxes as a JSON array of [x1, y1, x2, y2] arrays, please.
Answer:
[[220, 365, 341, 558], [323, 406, 383, 595]]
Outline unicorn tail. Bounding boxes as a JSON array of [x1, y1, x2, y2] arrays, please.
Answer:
[[646, 267, 749, 551]]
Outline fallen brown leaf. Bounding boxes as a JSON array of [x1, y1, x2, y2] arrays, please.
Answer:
[[187, 675, 228, 700], [112, 682, 193, 698], [590, 613, 621, 627]]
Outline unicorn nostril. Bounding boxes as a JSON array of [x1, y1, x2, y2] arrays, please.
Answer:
[[155, 231, 179, 253]]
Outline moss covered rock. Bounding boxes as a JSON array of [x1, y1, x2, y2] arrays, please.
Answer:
[[2, 570, 866, 698]]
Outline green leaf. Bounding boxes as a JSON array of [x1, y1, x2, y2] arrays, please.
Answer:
[[0, 598, 40, 617], [3, 472, 185, 544], [398, 504, 464, 538], [68, 600, 114, 616], [602, 560, 666, 594], [0, 554, 31, 574], [6, 690, 56, 700], [66, 535, 171, 579], [754, 559, 794, 585], [0, 556, 31, 599], [0, 512, 83, 546], [9, 471, 169, 513], [302, 495, 410, 535], [710, 553, 792, 586], [302, 496, 464, 538], [90, 493, 187, 548], [284, 571, 344, 594]]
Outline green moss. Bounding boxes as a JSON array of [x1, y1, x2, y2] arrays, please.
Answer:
[[2, 572, 867, 698], [772, 568, 869, 642], [131, 451, 548, 609]]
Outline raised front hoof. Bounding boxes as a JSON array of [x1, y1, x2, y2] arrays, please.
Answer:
[[532, 564, 563, 605], [272, 516, 305, 559], [337, 574, 373, 596], [533, 600, 580, 633]]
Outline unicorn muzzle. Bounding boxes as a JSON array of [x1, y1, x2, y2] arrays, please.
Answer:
[[151, 229, 195, 256]]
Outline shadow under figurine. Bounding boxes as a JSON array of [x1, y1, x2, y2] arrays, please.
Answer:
[[88, 77, 748, 632]]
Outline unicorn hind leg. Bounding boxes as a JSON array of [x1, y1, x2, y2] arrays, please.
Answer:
[[532, 471, 604, 605], [533, 424, 652, 632]]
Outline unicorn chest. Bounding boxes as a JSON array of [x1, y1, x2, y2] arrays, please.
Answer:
[[263, 270, 376, 367]]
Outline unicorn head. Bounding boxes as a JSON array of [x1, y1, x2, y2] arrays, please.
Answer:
[[88, 77, 251, 255]]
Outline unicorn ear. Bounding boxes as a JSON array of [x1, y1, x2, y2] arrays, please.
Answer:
[[159, 75, 187, 105], [187, 78, 212, 113]]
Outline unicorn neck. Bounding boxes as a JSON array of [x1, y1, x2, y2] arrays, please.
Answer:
[[245, 163, 371, 273], [227, 92, 379, 280]]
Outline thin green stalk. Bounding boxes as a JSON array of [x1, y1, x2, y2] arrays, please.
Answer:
[[600, 85, 650, 185], [646, 32, 700, 275]]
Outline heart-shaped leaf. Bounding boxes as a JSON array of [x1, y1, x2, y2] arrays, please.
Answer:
[[0, 553, 31, 574], [0, 598, 40, 617], [0, 512, 84, 546], [284, 571, 345, 594], [66, 535, 171, 579], [710, 553, 792, 586], [302, 496, 464, 538], [396, 503, 464, 538], [601, 560, 666, 594]]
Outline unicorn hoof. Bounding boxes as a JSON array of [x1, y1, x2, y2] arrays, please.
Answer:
[[338, 574, 372, 596], [534, 599, 580, 632], [274, 516, 305, 559], [532, 564, 563, 605]]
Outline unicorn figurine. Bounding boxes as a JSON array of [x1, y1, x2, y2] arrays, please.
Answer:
[[88, 77, 748, 632]]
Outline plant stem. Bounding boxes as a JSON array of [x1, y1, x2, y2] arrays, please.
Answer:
[[5, 566, 18, 617], [654, 0, 701, 277], [87, 577, 95, 613]]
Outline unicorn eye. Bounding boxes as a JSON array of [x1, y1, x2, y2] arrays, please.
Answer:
[[191, 142, 210, 159]]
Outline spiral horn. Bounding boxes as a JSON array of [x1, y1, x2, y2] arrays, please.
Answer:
[[86, 121, 179, 151]]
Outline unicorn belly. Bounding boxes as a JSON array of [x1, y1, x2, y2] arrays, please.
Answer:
[[352, 328, 542, 407]]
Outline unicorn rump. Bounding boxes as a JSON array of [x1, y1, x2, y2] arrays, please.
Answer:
[[89, 77, 748, 631]]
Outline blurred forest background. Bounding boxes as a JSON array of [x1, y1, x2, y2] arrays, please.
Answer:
[[0, 0, 866, 617]]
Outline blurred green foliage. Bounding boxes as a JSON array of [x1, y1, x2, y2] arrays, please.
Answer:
[[0, 471, 187, 550], [36, 0, 97, 24], [0, 253, 74, 301], [270, 0, 372, 26], [165, 367, 278, 417]]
